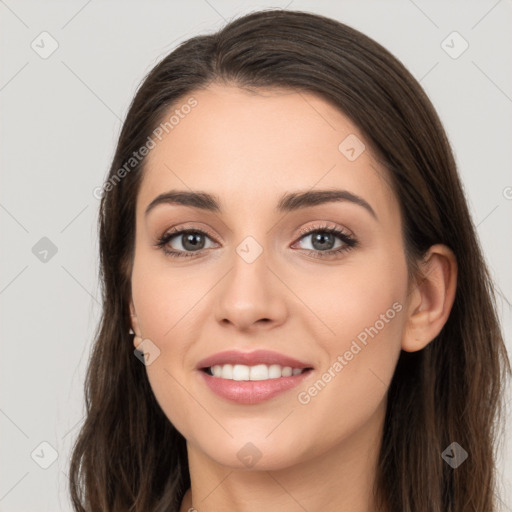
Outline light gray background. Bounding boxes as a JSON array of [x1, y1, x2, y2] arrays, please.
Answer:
[[1, 1, 511, 510]]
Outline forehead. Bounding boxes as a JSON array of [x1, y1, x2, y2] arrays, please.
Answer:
[[137, 83, 397, 221]]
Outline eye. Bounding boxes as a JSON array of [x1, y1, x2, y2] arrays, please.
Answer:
[[292, 223, 357, 259], [155, 222, 358, 260], [155, 228, 218, 258]]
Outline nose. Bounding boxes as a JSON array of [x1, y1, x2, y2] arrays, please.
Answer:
[[213, 242, 288, 332]]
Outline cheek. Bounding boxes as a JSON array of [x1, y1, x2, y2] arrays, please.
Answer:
[[130, 254, 214, 434], [324, 249, 406, 379], [291, 247, 407, 445], [130, 247, 202, 343], [303, 239, 407, 352]]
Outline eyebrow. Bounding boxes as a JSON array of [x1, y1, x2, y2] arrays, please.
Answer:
[[144, 189, 377, 219]]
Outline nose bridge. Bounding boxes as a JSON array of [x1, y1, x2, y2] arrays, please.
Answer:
[[213, 228, 287, 329], [227, 232, 272, 302]]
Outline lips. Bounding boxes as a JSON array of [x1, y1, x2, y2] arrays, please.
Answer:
[[195, 349, 314, 404], [196, 349, 313, 370], [199, 370, 312, 404]]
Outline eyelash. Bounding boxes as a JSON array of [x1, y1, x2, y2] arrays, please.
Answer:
[[155, 223, 358, 260]]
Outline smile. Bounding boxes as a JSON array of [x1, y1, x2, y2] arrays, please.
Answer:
[[205, 363, 307, 380], [199, 369, 313, 404], [196, 349, 314, 404]]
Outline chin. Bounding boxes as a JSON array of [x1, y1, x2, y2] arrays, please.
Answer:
[[192, 433, 312, 472]]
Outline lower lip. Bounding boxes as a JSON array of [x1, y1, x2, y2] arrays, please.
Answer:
[[198, 369, 313, 404]]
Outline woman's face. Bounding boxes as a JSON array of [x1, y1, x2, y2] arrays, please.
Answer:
[[130, 83, 410, 470]]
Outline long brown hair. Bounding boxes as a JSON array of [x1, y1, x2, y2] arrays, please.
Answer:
[[69, 9, 511, 511]]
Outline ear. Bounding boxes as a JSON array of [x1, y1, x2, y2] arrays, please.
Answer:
[[129, 298, 143, 349], [402, 244, 457, 352]]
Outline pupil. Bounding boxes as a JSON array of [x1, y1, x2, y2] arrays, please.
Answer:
[[312, 232, 334, 250], [183, 233, 204, 251]]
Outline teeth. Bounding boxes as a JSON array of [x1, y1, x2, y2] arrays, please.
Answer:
[[233, 364, 249, 381], [209, 364, 306, 380]]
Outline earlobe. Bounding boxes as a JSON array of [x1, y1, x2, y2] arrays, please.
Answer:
[[401, 244, 457, 352], [129, 299, 143, 349]]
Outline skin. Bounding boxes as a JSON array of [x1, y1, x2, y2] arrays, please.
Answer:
[[129, 84, 457, 512]]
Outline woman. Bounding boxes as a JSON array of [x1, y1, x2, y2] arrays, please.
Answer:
[[69, 9, 510, 512]]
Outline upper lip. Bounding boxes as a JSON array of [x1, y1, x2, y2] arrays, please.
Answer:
[[196, 349, 313, 370]]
